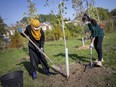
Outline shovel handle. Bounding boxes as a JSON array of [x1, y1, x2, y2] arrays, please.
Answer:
[[22, 32, 54, 64]]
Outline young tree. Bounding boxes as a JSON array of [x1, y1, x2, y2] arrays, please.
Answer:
[[72, 0, 83, 17], [23, 0, 39, 23]]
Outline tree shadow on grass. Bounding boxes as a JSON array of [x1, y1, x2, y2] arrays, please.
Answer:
[[77, 38, 82, 41], [54, 53, 92, 63]]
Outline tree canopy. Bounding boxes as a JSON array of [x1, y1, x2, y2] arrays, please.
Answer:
[[0, 16, 7, 40], [110, 8, 116, 17], [97, 7, 110, 20]]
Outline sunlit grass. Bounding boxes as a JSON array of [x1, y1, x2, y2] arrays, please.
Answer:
[[0, 32, 116, 87]]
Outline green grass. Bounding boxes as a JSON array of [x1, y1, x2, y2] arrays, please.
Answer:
[[0, 32, 116, 87], [102, 33, 116, 87], [44, 37, 92, 65], [0, 48, 27, 75], [102, 33, 116, 69]]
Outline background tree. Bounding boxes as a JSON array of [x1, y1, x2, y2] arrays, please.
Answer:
[[23, 0, 39, 23], [97, 7, 110, 21], [20, 17, 28, 24], [110, 8, 116, 17], [72, 0, 83, 20], [0, 16, 7, 43], [39, 14, 56, 22]]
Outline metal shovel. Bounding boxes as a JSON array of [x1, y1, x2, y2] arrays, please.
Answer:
[[84, 47, 94, 72]]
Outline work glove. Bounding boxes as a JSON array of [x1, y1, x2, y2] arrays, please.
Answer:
[[39, 47, 44, 53], [18, 28, 23, 33], [90, 43, 94, 48]]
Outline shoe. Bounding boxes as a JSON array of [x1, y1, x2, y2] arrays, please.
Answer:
[[45, 69, 50, 75], [96, 61, 102, 67], [94, 58, 104, 63], [102, 59, 104, 62], [32, 72, 37, 80], [94, 59, 98, 63], [44, 68, 56, 75]]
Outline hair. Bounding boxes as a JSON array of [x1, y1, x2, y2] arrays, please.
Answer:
[[90, 19, 97, 26], [82, 13, 91, 22]]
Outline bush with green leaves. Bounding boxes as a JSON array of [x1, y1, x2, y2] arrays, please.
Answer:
[[104, 19, 116, 33], [9, 31, 24, 48], [45, 30, 55, 41]]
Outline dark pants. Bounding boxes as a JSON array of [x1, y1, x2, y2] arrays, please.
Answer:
[[94, 36, 104, 61], [28, 42, 49, 73]]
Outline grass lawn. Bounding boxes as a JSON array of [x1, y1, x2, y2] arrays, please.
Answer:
[[0, 32, 116, 87]]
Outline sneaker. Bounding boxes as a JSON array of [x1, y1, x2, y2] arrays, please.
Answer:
[[96, 61, 102, 67], [32, 72, 37, 80], [100, 58, 104, 62], [94, 59, 104, 63], [94, 59, 98, 63], [45, 69, 50, 75]]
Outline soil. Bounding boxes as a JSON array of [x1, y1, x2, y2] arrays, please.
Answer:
[[35, 63, 114, 87], [77, 45, 89, 50]]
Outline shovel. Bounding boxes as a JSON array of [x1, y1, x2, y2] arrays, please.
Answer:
[[22, 32, 63, 74], [84, 47, 95, 72], [90, 47, 93, 67]]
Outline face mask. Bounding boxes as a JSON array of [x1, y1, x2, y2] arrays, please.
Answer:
[[85, 21, 89, 24], [33, 26, 41, 30]]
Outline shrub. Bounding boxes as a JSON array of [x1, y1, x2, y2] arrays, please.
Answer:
[[9, 31, 23, 48], [104, 19, 116, 33]]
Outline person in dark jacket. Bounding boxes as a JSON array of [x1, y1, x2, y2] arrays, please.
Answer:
[[18, 19, 50, 80], [82, 13, 104, 66]]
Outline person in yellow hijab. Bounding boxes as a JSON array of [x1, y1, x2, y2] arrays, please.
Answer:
[[18, 19, 50, 80], [30, 19, 41, 40]]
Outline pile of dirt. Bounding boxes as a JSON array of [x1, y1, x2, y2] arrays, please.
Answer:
[[77, 45, 89, 50], [37, 63, 114, 87]]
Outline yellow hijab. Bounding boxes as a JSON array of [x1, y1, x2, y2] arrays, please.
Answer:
[[30, 19, 41, 40]]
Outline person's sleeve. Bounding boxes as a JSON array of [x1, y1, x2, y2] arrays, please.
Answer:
[[88, 24, 92, 30], [24, 25, 30, 36], [40, 29, 45, 48]]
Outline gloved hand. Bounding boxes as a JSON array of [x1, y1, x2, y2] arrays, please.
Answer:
[[40, 47, 44, 53], [18, 28, 23, 33], [90, 43, 94, 48]]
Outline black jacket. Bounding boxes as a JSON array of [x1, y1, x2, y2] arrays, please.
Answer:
[[22, 25, 45, 48]]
